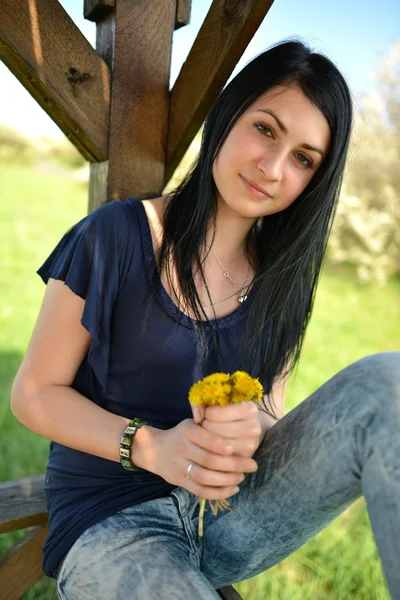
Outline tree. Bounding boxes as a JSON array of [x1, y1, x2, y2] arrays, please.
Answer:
[[328, 41, 400, 284]]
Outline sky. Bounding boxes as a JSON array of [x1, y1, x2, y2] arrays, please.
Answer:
[[0, 0, 398, 139]]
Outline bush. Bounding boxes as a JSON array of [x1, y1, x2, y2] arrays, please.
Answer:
[[328, 184, 399, 285], [327, 41, 400, 284], [50, 139, 86, 170], [0, 124, 37, 166], [0, 124, 86, 170]]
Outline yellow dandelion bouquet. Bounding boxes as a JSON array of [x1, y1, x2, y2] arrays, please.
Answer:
[[188, 371, 263, 536]]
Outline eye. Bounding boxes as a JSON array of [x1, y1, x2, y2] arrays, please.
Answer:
[[294, 152, 313, 168], [254, 123, 273, 137]]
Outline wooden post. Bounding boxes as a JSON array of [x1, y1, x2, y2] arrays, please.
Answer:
[[85, 0, 178, 211], [84, 0, 116, 210]]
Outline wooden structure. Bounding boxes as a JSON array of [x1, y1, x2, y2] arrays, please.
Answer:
[[0, 1, 274, 598]]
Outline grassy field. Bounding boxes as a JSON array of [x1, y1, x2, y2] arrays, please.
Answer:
[[0, 162, 398, 599]]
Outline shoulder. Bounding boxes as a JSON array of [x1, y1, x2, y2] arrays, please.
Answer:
[[86, 198, 136, 230], [75, 198, 144, 252], [141, 196, 167, 253]]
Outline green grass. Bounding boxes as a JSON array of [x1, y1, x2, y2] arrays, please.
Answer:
[[1, 162, 398, 599]]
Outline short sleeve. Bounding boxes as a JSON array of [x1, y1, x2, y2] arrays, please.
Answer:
[[37, 200, 133, 395]]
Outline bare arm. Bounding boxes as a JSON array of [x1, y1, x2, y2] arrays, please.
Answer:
[[10, 279, 160, 471]]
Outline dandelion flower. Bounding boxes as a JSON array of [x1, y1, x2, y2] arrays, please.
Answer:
[[188, 371, 263, 536]]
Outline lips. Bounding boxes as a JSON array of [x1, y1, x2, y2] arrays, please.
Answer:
[[240, 175, 272, 198]]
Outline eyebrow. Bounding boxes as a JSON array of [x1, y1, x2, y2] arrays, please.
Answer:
[[255, 109, 326, 158]]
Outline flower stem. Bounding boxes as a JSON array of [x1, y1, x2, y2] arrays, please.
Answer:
[[198, 497, 206, 537]]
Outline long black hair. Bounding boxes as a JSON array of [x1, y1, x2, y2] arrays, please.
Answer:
[[158, 39, 353, 418]]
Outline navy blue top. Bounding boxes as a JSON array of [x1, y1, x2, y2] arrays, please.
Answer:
[[36, 197, 257, 579]]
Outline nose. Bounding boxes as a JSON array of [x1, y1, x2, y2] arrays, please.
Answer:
[[257, 149, 285, 182]]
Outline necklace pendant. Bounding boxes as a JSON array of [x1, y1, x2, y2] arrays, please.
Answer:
[[238, 294, 248, 303], [223, 270, 233, 282]]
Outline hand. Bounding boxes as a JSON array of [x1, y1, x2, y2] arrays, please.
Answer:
[[192, 402, 263, 458], [154, 419, 258, 501]]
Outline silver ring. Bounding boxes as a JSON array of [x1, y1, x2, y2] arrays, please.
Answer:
[[186, 462, 194, 480]]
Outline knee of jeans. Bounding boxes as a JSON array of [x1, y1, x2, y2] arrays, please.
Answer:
[[350, 352, 400, 412]]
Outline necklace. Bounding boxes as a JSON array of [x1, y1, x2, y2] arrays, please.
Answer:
[[210, 249, 250, 303]]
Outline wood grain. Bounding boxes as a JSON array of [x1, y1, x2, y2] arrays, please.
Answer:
[[84, 0, 191, 30], [0, 526, 48, 600], [84, 0, 115, 22], [175, 0, 192, 29], [218, 585, 245, 600], [106, 0, 176, 200], [0, 0, 110, 161], [0, 475, 47, 534]]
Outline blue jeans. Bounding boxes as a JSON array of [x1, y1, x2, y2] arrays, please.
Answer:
[[56, 353, 400, 599]]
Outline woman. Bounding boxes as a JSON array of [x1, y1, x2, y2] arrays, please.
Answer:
[[11, 40, 400, 599]]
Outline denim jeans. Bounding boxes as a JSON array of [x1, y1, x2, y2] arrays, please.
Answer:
[[56, 352, 400, 599]]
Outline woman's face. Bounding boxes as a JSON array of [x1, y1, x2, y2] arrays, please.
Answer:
[[212, 84, 331, 222]]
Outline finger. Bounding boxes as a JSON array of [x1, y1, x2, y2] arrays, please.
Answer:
[[190, 403, 205, 424], [226, 438, 260, 457], [201, 418, 262, 440], [195, 435, 259, 458], [186, 462, 245, 488], [191, 437, 258, 460], [186, 480, 241, 502], [188, 441, 258, 474], [186, 422, 234, 456], [205, 402, 258, 422]]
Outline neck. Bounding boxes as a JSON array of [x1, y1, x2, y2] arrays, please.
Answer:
[[207, 199, 257, 260]]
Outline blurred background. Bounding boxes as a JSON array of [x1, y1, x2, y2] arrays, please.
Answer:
[[0, 1, 399, 598]]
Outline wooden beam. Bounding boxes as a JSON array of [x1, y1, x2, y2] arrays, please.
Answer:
[[84, 0, 191, 30], [166, 0, 274, 182], [0, 0, 110, 161], [218, 586, 244, 600], [84, 0, 115, 22], [175, 0, 192, 29], [106, 0, 176, 201], [0, 526, 48, 600], [0, 475, 47, 534]]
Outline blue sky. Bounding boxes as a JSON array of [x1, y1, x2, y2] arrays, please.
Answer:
[[0, 0, 398, 139]]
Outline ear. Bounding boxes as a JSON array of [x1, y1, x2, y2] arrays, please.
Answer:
[[190, 403, 205, 424]]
